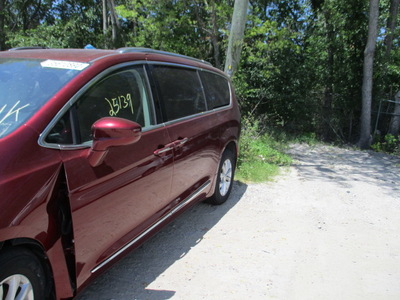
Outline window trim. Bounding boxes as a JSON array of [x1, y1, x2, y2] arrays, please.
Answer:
[[155, 65, 233, 127], [74, 68, 154, 144], [146, 61, 233, 110], [38, 61, 233, 150], [200, 69, 233, 110], [148, 63, 231, 123], [149, 64, 208, 122]]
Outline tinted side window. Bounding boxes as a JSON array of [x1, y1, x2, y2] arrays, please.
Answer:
[[46, 66, 154, 144], [200, 71, 231, 109], [45, 110, 73, 144], [152, 66, 206, 121]]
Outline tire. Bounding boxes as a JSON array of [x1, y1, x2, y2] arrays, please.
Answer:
[[208, 149, 236, 205], [0, 247, 47, 300]]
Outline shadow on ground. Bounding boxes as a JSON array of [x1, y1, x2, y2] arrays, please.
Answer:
[[287, 144, 400, 196], [76, 181, 248, 300]]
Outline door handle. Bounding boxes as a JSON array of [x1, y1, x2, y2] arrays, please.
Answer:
[[154, 145, 174, 156], [173, 137, 188, 148], [154, 138, 188, 157]]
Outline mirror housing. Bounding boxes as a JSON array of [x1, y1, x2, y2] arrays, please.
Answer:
[[88, 117, 142, 167]]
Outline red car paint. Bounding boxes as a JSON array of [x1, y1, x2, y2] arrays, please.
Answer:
[[0, 48, 240, 299]]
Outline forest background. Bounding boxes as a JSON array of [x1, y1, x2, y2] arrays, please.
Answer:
[[0, 0, 399, 153]]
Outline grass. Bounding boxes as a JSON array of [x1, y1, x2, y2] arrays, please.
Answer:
[[235, 117, 292, 183]]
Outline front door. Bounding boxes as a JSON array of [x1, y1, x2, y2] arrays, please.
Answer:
[[50, 65, 174, 287]]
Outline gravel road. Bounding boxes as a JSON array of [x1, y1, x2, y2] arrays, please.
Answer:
[[76, 144, 400, 300]]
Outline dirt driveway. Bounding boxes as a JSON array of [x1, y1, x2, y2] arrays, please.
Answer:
[[77, 144, 400, 300]]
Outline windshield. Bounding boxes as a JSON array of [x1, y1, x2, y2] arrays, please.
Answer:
[[0, 58, 86, 138]]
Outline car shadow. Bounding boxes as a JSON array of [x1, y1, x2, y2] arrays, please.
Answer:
[[75, 181, 248, 300]]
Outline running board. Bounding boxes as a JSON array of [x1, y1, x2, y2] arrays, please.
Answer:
[[91, 180, 211, 273]]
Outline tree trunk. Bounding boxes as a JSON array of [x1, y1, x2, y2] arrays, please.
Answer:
[[103, 0, 107, 36], [210, 0, 221, 69], [224, 0, 249, 77], [358, 0, 379, 149], [322, 8, 335, 141], [384, 0, 400, 57], [108, 0, 120, 47]]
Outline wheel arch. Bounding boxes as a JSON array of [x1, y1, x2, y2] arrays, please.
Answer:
[[0, 167, 77, 299], [0, 238, 55, 299], [224, 140, 238, 163], [206, 139, 238, 200]]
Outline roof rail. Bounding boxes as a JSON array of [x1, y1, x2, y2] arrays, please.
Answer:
[[117, 47, 212, 66], [8, 46, 48, 51]]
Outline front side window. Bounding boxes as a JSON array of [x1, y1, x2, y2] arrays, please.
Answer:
[[152, 66, 206, 121], [46, 65, 154, 145]]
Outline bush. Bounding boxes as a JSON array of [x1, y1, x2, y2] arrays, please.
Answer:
[[371, 134, 400, 155]]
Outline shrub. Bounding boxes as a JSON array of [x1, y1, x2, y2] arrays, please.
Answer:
[[372, 134, 400, 155]]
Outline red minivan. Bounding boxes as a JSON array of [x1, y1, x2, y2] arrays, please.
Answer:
[[0, 47, 240, 299]]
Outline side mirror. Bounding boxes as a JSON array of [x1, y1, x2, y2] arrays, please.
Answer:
[[88, 117, 142, 167]]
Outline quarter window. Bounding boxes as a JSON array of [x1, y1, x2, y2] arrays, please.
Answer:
[[152, 66, 206, 121], [200, 71, 231, 109]]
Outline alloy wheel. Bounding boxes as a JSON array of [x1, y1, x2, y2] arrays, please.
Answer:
[[0, 274, 34, 300], [219, 158, 232, 197]]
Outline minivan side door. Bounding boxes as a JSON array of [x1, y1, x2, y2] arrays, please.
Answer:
[[149, 64, 221, 204], [44, 64, 175, 287]]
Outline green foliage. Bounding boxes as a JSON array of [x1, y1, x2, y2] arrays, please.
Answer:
[[305, 0, 367, 141], [236, 160, 281, 183], [236, 116, 292, 183], [7, 20, 103, 49], [233, 0, 383, 144], [234, 0, 319, 135], [371, 134, 400, 154], [115, 0, 233, 66], [2, 0, 106, 49], [290, 132, 319, 146]]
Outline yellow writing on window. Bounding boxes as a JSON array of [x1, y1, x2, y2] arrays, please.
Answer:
[[105, 93, 134, 117]]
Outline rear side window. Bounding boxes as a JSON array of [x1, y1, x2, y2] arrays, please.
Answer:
[[151, 66, 206, 121], [200, 71, 231, 109]]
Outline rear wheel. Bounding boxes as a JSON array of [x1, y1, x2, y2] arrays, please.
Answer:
[[0, 247, 47, 300], [208, 149, 236, 205]]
